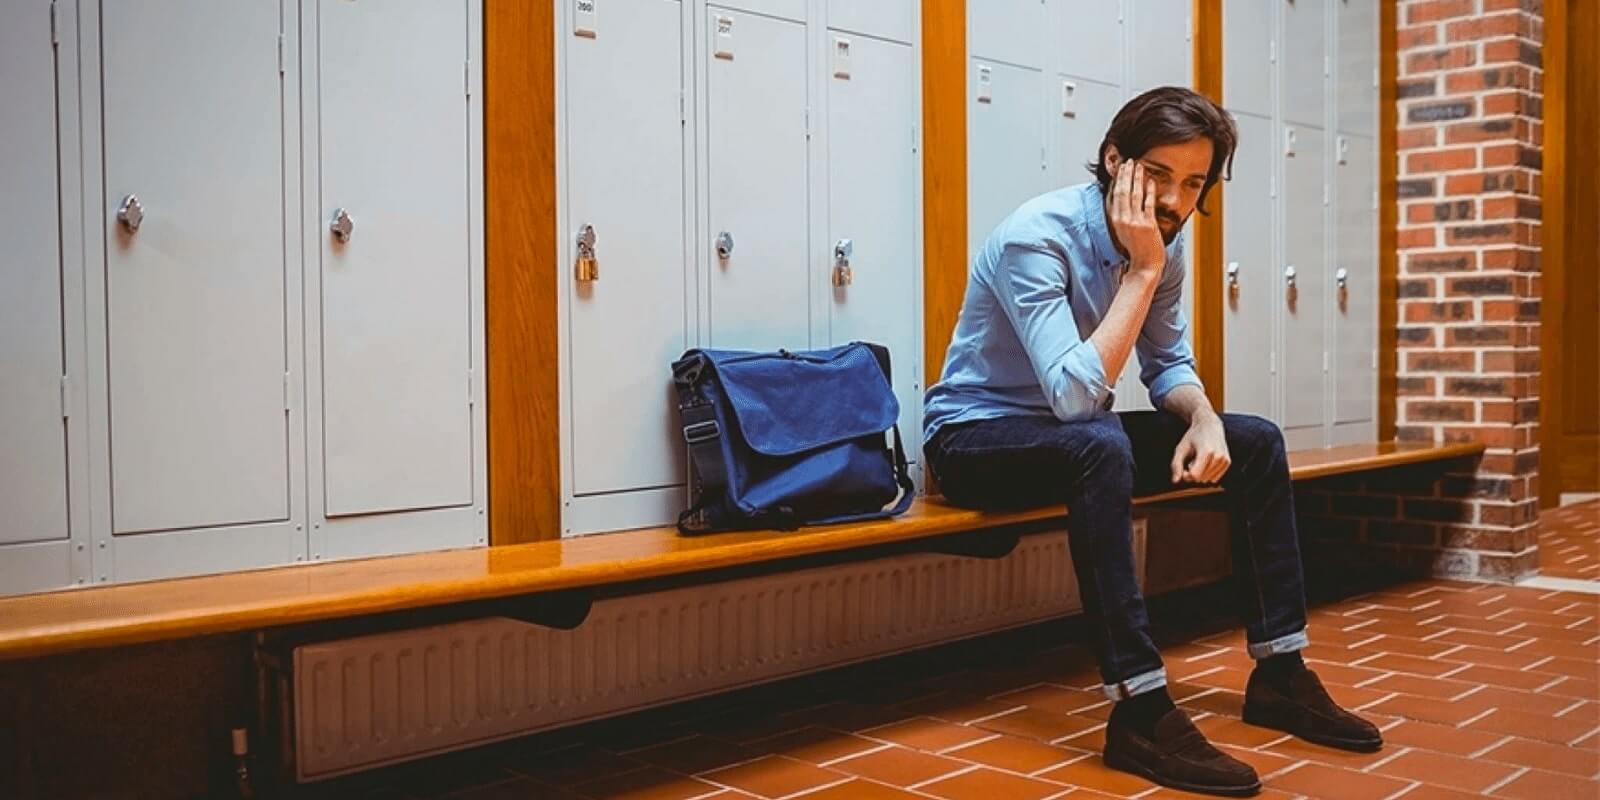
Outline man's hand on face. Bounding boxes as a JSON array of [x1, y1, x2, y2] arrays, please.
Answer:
[[1171, 413, 1231, 485], [1108, 159, 1168, 276]]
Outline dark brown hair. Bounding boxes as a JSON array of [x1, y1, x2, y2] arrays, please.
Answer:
[[1088, 86, 1237, 215]]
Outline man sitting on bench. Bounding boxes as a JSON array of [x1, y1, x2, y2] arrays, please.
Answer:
[[923, 86, 1380, 797]]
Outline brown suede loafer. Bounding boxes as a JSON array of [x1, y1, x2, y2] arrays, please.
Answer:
[[1104, 707, 1262, 797], [1243, 667, 1383, 752]]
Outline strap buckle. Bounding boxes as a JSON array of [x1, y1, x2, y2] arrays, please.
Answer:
[[683, 420, 721, 444]]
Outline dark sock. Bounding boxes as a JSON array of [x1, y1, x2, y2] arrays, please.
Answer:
[[1254, 651, 1306, 683], [1110, 687, 1177, 739]]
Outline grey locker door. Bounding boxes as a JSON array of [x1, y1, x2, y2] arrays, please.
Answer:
[[1050, 77, 1121, 189], [317, 0, 473, 517], [1128, 0, 1192, 94], [1333, 134, 1376, 425], [827, 34, 918, 434], [1281, 125, 1326, 442], [969, 60, 1045, 256], [1, 3, 70, 546], [969, 0, 1046, 67], [1280, 0, 1326, 129], [1222, 113, 1276, 422], [706, 8, 810, 351], [1051, 0, 1122, 86], [568, 0, 689, 496], [1336, 0, 1377, 136], [102, 2, 290, 534], [828, 0, 915, 43], [1223, 0, 1274, 118]]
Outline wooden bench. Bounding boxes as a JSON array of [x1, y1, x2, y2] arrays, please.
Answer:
[[0, 441, 1483, 662]]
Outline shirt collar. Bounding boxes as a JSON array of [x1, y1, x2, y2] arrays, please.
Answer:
[[1083, 184, 1123, 270]]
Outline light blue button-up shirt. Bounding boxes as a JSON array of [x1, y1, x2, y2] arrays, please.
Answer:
[[923, 182, 1202, 442]]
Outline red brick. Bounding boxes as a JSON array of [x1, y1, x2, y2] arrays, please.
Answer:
[[1444, 169, 1533, 196], [1406, 147, 1478, 174], [1407, 45, 1478, 75], [1406, 350, 1474, 372], [1446, 65, 1534, 93], [1400, 277, 1439, 298], [1399, 24, 1441, 50], [1398, 227, 1439, 249], [1443, 425, 1532, 449], [1406, 251, 1477, 273], [1482, 143, 1540, 168], [1480, 349, 1539, 373], [1478, 499, 1539, 526], [1408, 0, 1476, 24], [1398, 376, 1437, 397], [1405, 300, 1475, 323], [1444, 325, 1516, 347], [1398, 327, 1439, 348], [1446, 13, 1530, 43], [1481, 247, 1538, 271], [1445, 275, 1515, 296], [1445, 117, 1531, 145], [1399, 127, 1440, 150], [1483, 0, 1540, 11], [1409, 199, 1477, 223], [1482, 400, 1515, 423], [1407, 401, 1476, 422], [1444, 222, 1533, 247]]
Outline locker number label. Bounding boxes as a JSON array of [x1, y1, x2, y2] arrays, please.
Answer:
[[832, 37, 852, 80], [714, 15, 735, 60], [574, 0, 597, 38], [976, 64, 992, 104]]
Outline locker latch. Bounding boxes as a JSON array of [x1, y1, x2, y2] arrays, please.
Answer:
[[716, 231, 735, 261], [117, 194, 144, 233], [575, 224, 599, 282], [833, 239, 854, 287], [330, 208, 354, 243], [1226, 261, 1240, 303], [1335, 267, 1349, 310], [1284, 265, 1298, 309]]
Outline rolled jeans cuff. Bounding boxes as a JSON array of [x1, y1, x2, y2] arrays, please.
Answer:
[[1102, 667, 1168, 702], [1248, 628, 1309, 659]]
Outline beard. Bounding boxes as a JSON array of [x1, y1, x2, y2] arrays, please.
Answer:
[[1157, 209, 1188, 244]]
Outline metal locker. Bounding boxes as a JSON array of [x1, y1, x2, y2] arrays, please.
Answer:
[[826, 34, 920, 439], [969, 0, 1046, 68], [101, 2, 293, 534], [315, 0, 474, 518], [1333, 133, 1376, 427], [705, 8, 810, 351], [1049, 0, 1122, 87], [0, 0, 78, 593], [711, 0, 804, 24], [1280, 0, 1326, 129], [1223, 0, 1274, 118], [968, 60, 1046, 256], [566, 0, 689, 496], [1, 0, 68, 548], [1336, 0, 1377, 137], [1128, 0, 1192, 94], [1222, 113, 1277, 422], [1280, 124, 1326, 447], [828, 0, 914, 44], [1050, 77, 1121, 189]]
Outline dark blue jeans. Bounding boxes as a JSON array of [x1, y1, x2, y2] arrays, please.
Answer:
[[925, 411, 1309, 700]]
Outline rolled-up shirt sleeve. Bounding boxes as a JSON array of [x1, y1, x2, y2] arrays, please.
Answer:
[[991, 242, 1111, 421], [1139, 239, 1204, 409]]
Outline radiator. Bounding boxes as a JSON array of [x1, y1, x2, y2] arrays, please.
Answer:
[[290, 522, 1146, 781]]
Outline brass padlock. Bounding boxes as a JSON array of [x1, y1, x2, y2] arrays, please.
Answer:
[[832, 238, 853, 287], [575, 224, 599, 283]]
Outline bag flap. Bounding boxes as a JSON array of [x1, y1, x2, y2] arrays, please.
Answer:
[[708, 344, 898, 457]]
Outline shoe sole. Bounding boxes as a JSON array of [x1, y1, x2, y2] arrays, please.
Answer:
[[1104, 750, 1263, 798], [1242, 708, 1383, 754]]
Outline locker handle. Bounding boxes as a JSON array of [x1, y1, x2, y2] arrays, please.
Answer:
[[1226, 261, 1240, 288], [117, 194, 144, 233], [1283, 265, 1297, 288], [1334, 267, 1348, 289], [330, 208, 354, 243], [716, 231, 735, 260]]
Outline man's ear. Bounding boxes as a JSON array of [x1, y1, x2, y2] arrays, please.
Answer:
[[1104, 144, 1124, 178]]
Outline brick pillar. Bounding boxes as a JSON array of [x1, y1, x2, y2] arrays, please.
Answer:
[[1392, 0, 1544, 580]]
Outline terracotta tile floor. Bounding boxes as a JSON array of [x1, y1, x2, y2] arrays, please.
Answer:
[[297, 559, 1600, 800], [1540, 500, 1600, 580]]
